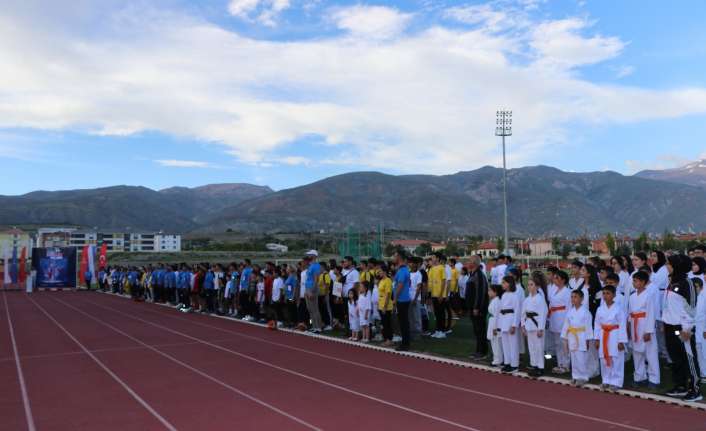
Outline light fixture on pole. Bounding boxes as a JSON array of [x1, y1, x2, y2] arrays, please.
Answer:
[[495, 109, 512, 255]]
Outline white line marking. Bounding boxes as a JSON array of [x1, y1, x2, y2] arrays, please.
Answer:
[[81, 296, 481, 431], [49, 296, 322, 431], [96, 293, 656, 431], [3, 293, 36, 431], [26, 295, 178, 431]]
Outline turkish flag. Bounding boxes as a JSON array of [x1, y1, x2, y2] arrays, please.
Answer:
[[79, 245, 89, 285], [99, 243, 108, 269]]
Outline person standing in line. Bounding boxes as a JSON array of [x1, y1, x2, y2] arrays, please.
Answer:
[[629, 271, 660, 388], [499, 275, 521, 373], [561, 289, 593, 387], [663, 254, 702, 402], [393, 251, 412, 351], [487, 285, 504, 367], [549, 271, 572, 374], [594, 284, 628, 392], [303, 251, 323, 333], [649, 251, 670, 363], [377, 268, 394, 347], [522, 273, 548, 377], [428, 252, 447, 339], [408, 257, 423, 339], [693, 277, 706, 384], [341, 256, 359, 324], [466, 255, 489, 359]]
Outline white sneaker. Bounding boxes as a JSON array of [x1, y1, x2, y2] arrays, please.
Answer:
[[323, 325, 333, 331], [435, 332, 446, 339], [445, 329, 453, 335], [392, 335, 402, 343]]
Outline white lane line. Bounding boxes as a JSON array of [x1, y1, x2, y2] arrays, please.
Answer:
[[26, 295, 178, 431], [81, 297, 481, 431], [49, 296, 322, 431], [3, 293, 36, 431], [100, 294, 653, 431]]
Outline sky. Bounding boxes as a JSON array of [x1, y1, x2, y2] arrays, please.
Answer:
[[2, 0, 706, 195]]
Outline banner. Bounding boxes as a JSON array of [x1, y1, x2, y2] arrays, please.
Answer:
[[79, 245, 88, 285], [99, 243, 107, 269], [18, 246, 27, 284], [87, 244, 95, 283], [32, 247, 77, 288]]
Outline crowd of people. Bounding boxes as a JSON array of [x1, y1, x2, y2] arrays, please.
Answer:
[[95, 244, 706, 402]]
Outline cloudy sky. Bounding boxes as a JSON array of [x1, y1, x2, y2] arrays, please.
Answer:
[[2, 0, 706, 194]]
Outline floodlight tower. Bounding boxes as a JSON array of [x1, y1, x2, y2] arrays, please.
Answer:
[[495, 110, 512, 255]]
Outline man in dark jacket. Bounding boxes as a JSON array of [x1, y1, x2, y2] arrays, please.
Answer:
[[466, 255, 489, 359]]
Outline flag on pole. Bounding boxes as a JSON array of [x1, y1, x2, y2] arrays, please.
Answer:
[[99, 243, 108, 269], [87, 245, 96, 287], [2, 242, 10, 285], [9, 244, 18, 284], [79, 245, 89, 285], [18, 246, 27, 284]]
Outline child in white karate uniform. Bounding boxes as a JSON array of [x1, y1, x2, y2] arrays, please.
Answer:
[[487, 285, 504, 367], [522, 274, 548, 377], [629, 271, 660, 387], [561, 289, 593, 387], [693, 277, 706, 382], [347, 289, 360, 341], [357, 283, 372, 343], [549, 271, 572, 374], [594, 284, 628, 391], [499, 275, 521, 373]]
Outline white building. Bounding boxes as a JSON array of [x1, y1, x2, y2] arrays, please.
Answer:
[[155, 234, 181, 252], [266, 243, 288, 253], [37, 228, 181, 252]]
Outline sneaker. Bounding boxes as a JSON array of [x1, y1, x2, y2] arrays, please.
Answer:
[[610, 385, 621, 393], [445, 329, 453, 335], [323, 325, 333, 331], [600, 384, 610, 391], [647, 382, 660, 390], [631, 380, 647, 389], [435, 332, 446, 339], [552, 366, 567, 375], [570, 379, 578, 387], [683, 391, 703, 402], [665, 387, 689, 397], [576, 379, 587, 388], [392, 335, 402, 343], [501, 365, 513, 373]]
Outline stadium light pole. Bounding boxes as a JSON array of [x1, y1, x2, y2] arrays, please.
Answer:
[[495, 110, 512, 255]]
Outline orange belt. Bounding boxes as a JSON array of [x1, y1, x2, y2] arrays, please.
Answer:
[[601, 324, 620, 367], [548, 305, 566, 316], [629, 311, 646, 341]]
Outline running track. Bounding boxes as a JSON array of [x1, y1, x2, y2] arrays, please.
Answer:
[[2, 291, 704, 431]]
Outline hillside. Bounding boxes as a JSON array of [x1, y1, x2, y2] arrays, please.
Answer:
[[636, 159, 706, 187]]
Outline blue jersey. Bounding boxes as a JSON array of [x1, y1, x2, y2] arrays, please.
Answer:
[[240, 267, 252, 291], [203, 271, 215, 290], [393, 265, 411, 303], [284, 275, 297, 300]]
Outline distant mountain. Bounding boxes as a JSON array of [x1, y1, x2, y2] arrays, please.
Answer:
[[0, 183, 273, 232], [636, 159, 706, 187], [204, 166, 706, 236]]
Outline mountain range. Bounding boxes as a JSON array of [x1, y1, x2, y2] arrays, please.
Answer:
[[2, 163, 705, 236], [636, 159, 706, 188]]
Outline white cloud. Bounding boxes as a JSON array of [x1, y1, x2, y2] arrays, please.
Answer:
[[615, 65, 635, 78], [331, 5, 412, 39], [280, 156, 312, 166], [155, 159, 213, 168], [0, 2, 705, 177], [228, 0, 290, 26], [444, 4, 514, 31]]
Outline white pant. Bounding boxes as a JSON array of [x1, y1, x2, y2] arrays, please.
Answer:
[[518, 329, 526, 355], [697, 342, 706, 379], [600, 351, 625, 387], [501, 330, 519, 367], [633, 339, 660, 384], [570, 350, 590, 381], [526, 331, 544, 369], [656, 321, 671, 362], [490, 335, 504, 365], [545, 327, 555, 354], [587, 342, 600, 378], [552, 331, 570, 369]]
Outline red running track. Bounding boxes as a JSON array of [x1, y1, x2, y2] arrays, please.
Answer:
[[2, 291, 705, 431]]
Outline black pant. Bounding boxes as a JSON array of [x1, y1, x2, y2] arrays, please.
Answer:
[[319, 295, 330, 326], [665, 323, 701, 392], [381, 310, 393, 341], [432, 298, 446, 332], [471, 312, 488, 355], [396, 302, 411, 347]]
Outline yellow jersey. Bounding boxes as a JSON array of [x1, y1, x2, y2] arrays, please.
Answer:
[[428, 265, 446, 298], [377, 277, 393, 311]]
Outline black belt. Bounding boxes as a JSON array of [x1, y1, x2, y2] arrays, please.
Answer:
[[525, 311, 539, 327], [500, 308, 514, 315]]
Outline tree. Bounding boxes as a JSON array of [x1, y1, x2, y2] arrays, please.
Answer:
[[605, 233, 616, 256], [384, 243, 404, 257], [575, 237, 591, 256], [495, 237, 505, 253], [661, 229, 680, 251], [560, 243, 572, 259], [465, 239, 480, 256], [616, 244, 632, 256], [634, 232, 650, 252], [414, 242, 433, 256], [551, 237, 561, 254], [444, 241, 462, 256]]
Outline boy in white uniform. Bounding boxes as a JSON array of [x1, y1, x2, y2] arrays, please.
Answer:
[[549, 271, 572, 374], [695, 278, 706, 382], [594, 284, 628, 391], [487, 285, 503, 367], [521, 275, 547, 377], [561, 289, 593, 387], [499, 276, 521, 373], [629, 271, 660, 388]]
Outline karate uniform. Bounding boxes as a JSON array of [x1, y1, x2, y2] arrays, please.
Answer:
[[650, 266, 670, 360], [561, 306, 594, 381], [487, 296, 503, 366], [549, 286, 572, 369], [594, 301, 628, 387], [696, 287, 706, 379], [348, 300, 360, 332], [499, 291, 521, 367], [629, 288, 660, 384], [521, 293, 547, 369], [516, 284, 527, 355], [545, 283, 558, 354]]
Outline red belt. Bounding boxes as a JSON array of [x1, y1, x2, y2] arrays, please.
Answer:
[[548, 305, 566, 316]]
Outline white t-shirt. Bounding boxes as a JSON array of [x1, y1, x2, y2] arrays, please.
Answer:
[[342, 268, 359, 296], [410, 271, 422, 301], [272, 277, 283, 302]]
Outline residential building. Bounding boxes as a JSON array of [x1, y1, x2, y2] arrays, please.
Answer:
[[389, 239, 445, 255], [528, 239, 553, 256], [471, 241, 499, 258], [37, 227, 181, 252]]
